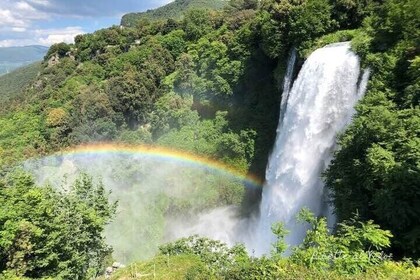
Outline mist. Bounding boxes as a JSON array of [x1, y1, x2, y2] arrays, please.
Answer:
[[24, 151, 255, 263]]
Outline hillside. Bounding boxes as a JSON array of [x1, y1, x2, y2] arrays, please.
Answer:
[[0, 45, 48, 75], [0, 62, 42, 104], [121, 0, 227, 26], [0, 0, 419, 278]]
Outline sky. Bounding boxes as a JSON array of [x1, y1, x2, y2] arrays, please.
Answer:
[[0, 0, 172, 47]]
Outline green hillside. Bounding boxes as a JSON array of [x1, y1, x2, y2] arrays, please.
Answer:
[[0, 62, 42, 104], [121, 0, 227, 26], [0, 45, 48, 75], [0, 0, 419, 279]]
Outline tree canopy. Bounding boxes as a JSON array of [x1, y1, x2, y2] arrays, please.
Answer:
[[0, 172, 116, 279]]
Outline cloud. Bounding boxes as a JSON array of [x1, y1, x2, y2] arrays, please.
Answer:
[[0, 9, 26, 27], [0, 0, 173, 47], [25, 0, 173, 17], [0, 1, 49, 26], [36, 26, 85, 45], [12, 27, 26, 32], [0, 26, 85, 47]]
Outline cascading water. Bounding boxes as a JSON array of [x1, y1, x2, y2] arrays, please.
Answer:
[[254, 42, 369, 255], [279, 48, 297, 125]]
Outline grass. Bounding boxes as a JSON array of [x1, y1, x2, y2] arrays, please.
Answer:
[[102, 254, 420, 280], [104, 254, 204, 280]]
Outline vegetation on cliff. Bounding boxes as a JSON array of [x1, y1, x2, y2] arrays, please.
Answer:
[[0, 0, 418, 278], [121, 0, 227, 27]]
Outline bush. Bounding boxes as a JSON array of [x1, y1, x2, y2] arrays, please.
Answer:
[[0, 172, 116, 279]]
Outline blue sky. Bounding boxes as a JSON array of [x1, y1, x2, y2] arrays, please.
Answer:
[[0, 0, 172, 47]]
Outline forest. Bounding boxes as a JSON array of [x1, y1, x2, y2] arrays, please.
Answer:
[[0, 0, 419, 279]]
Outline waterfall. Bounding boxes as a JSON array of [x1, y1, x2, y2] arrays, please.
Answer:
[[254, 42, 369, 255], [279, 48, 297, 125]]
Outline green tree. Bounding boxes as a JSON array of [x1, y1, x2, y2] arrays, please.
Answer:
[[158, 29, 187, 58], [271, 222, 289, 258], [0, 172, 116, 279], [326, 0, 420, 258], [105, 69, 152, 126], [330, 0, 381, 29], [44, 42, 71, 60], [258, 0, 334, 58], [291, 209, 393, 274], [227, 0, 259, 12], [159, 235, 248, 277], [183, 9, 215, 41]]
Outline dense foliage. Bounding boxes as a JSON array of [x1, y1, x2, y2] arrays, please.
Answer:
[[0, 172, 116, 279], [108, 210, 420, 279], [0, 0, 418, 277], [121, 0, 227, 27], [0, 63, 42, 105], [325, 0, 420, 258], [0, 0, 283, 184]]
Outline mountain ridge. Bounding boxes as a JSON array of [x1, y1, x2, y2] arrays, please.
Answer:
[[0, 62, 42, 104], [121, 0, 227, 26], [0, 45, 48, 75]]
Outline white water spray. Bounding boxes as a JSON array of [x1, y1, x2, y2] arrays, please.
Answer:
[[254, 42, 369, 255], [279, 48, 297, 124]]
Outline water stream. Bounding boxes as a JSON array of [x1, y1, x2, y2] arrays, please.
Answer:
[[255, 42, 369, 254]]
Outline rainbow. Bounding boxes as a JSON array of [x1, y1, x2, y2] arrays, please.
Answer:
[[50, 143, 264, 188]]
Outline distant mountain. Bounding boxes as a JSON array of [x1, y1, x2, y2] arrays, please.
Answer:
[[0, 62, 42, 104], [0, 45, 48, 75], [121, 0, 227, 26]]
